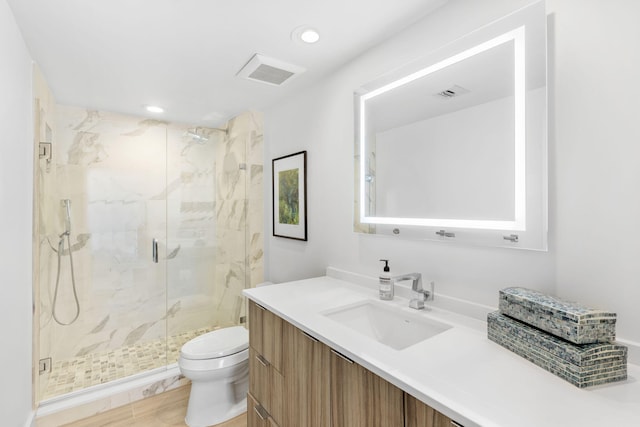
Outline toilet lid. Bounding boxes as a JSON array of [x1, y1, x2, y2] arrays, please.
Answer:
[[180, 326, 249, 360]]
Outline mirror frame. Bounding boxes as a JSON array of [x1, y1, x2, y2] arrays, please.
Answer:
[[354, 1, 547, 250]]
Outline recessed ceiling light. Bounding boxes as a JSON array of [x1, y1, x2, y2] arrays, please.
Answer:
[[291, 26, 320, 44], [145, 105, 164, 113], [300, 29, 320, 44]]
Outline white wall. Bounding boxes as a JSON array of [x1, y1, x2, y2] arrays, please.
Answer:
[[550, 0, 640, 343], [265, 0, 553, 304], [266, 0, 640, 343], [0, 0, 34, 425]]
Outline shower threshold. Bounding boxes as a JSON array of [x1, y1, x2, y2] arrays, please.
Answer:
[[36, 363, 185, 424]]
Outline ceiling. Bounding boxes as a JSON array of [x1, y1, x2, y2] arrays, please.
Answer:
[[8, 0, 447, 126]]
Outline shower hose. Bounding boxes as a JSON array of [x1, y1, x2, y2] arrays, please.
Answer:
[[52, 231, 80, 325]]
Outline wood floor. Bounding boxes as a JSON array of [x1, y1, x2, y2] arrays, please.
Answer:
[[59, 386, 247, 427]]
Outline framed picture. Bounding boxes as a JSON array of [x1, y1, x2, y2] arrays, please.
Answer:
[[272, 151, 307, 241]]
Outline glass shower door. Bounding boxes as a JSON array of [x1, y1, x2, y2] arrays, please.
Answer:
[[164, 126, 219, 362], [38, 107, 168, 400], [165, 118, 253, 364]]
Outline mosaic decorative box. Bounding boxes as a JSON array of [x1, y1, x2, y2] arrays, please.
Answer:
[[499, 287, 617, 344], [487, 311, 627, 388]]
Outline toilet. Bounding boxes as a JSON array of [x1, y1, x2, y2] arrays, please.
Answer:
[[178, 326, 249, 427]]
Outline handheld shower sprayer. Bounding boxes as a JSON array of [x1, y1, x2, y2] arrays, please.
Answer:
[[53, 198, 80, 325], [61, 199, 71, 236]]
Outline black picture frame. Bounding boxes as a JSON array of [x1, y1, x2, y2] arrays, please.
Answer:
[[272, 151, 307, 241]]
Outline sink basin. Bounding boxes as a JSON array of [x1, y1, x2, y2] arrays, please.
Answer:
[[323, 300, 451, 350]]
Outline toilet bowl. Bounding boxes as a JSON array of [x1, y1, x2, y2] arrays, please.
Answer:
[[178, 326, 249, 427]]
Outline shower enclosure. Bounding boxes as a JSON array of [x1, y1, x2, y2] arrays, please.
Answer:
[[33, 100, 264, 402]]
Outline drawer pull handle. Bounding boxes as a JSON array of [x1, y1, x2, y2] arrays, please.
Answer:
[[450, 421, 464, 427], [301, 330, 319, 342], [255, 303, 266, 311], [256, 354, 270, 367], [254, 404, 268, 420], [330, 349, 354, 364]]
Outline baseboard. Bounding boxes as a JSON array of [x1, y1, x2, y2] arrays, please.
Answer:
[[24, 410, 36, 427]]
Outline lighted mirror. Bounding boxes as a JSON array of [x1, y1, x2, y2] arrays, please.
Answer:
[[354, 1, 547, 250]]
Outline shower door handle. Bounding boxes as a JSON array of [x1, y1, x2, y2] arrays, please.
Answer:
[[152, 238, 158, 263]]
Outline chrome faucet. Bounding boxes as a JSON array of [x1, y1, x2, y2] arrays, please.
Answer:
[[394, 273, 434, 310]]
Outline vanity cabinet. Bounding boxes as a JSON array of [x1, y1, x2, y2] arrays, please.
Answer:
[[248, 393, 280, 427], [248, 300, 283, 371], [405, 394, 460, 427], [248, 347, 284, 423], [248, 301, 284, 426], [249, 299, 328, 427], [248, 301, 462, 427], [330, 348, 404, 427], [281, 320, 331, 426]]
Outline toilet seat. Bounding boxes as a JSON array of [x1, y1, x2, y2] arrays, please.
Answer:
[[180, 326, 248, 360]]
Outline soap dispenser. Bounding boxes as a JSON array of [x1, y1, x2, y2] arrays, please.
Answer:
[[379, 259, 393, 300]]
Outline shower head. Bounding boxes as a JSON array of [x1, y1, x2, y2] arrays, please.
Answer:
[[185, 129, 209, 142], [184, 126, 228, 143]]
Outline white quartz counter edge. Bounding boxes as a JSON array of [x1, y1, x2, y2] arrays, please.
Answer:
[[243, 276, 640, 427]]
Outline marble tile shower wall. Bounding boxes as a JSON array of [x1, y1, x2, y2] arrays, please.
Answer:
[[37, 106, 263, 397], [213, 112, 264, 326]]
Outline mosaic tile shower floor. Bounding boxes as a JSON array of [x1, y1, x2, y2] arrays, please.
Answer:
[[41, 327, 215, 400]]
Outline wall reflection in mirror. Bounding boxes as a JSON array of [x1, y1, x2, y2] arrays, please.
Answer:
[[354, 1, 547, 250]]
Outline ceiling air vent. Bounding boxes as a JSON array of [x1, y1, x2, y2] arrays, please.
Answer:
[[435, 85, 470, 99], [237, 54, 305, 86]]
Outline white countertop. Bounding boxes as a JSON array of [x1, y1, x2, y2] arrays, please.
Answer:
[[243, 271, 640, 427]]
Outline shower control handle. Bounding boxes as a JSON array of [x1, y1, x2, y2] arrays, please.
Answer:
[[152, 238, 158, 263], [61, 199, 72, 234]]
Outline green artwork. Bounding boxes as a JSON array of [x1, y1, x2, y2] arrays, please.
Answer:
[[279, 168, 299, 225]]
